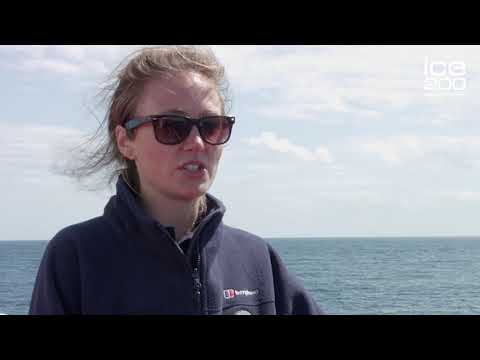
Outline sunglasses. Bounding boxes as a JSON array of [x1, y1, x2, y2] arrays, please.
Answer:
[[124, 114, 235, 145]]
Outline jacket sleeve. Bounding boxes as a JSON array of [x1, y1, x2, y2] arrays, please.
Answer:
[[267, 243, 325, 315], [29, 230, 82, 315]]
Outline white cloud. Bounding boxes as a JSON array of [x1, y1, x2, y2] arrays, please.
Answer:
[[448, 191, 480, 201], [22, 58, 82, 75], [243, 131, 332, 162], [361, 135, 480, 166], [363, 136, 424, 162], [0, 123, 87, 183], [0, 122, 115, 240], [3, 45, 480, 122], [0, 45, 143, 78], [212, 45, 480, 123]]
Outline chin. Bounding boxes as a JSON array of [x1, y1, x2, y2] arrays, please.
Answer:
[[174, 187, 209, 202]]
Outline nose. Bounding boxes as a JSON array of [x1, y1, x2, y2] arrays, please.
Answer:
[[182, 125, 206, 151]]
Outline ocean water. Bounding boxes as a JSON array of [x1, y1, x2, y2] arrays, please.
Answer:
[[1, 238, 480, 315]]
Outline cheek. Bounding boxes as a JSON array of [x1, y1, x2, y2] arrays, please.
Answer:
[[134, 137, 174, 178], [210, 147, 223, 171], [216, 147, 223, 163]]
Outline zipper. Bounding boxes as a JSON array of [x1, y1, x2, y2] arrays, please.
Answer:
[[192, 254, 202, 314], [191, 235, 202, 314], [187, 210, 221, 315], [156, 225, 200, 313], [157, 210, 220, 315]]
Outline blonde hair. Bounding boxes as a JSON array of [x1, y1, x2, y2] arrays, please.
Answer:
[[65, 45, 231, 217]]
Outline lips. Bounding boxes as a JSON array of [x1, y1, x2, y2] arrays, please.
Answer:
[[179, 160, 207, 172]]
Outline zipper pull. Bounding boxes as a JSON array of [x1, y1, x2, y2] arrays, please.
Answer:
[[192, 267, 202, 292], [192, 267, 202, 314]]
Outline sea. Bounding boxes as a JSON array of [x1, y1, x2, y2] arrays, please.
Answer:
[[1, 237, 480, 315]]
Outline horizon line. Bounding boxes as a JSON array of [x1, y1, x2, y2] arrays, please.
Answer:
[[2, 235, 480, 242]]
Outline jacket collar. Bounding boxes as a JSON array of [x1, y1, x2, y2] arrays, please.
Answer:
[[104, 175, 226, 243]]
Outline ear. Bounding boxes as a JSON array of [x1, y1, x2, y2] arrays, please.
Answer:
[[115, 125, 136, 160]]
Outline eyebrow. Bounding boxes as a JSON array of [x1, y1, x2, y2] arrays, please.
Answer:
[[161, 109, 221, 117]]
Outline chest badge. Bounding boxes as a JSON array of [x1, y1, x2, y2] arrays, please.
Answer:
[[223, 288, 259, 300]]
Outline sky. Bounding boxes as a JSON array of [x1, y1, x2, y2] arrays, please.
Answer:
[[1, 45, 480, 240]]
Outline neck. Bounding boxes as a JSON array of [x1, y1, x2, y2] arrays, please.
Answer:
[[139, 185, 203, 242]]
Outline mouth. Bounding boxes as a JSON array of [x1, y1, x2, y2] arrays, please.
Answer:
[[179, 161, 208, 176]]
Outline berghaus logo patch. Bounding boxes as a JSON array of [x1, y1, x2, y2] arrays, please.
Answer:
[[223, 288, 259, 300]]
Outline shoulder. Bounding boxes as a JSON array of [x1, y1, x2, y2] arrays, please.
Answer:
[[221, 223, 264, 241], [220, 223, 277, 257], [219, 225, 290, 275], [30, 218, 110, 315], [52, 215, 111, 243], [45, 215, 115, 259], [221, 223, 266, 245]]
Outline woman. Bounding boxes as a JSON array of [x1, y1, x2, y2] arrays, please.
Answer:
[[29, 46, 323, 315]]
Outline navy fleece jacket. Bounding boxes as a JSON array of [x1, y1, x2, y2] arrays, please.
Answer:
[[29, 176, 323, 315]]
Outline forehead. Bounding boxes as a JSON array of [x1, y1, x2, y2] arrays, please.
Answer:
[[136, 71, 222, 116]]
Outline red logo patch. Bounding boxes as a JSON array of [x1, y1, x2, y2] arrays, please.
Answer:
[[223, 289, 236, 299]]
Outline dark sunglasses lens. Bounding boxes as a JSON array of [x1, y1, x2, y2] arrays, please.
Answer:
[[154, 117, 190, 144], [199, 117, 232, 144]]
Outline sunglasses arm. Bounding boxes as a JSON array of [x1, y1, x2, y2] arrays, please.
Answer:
[[124, 117, 153, 131]]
